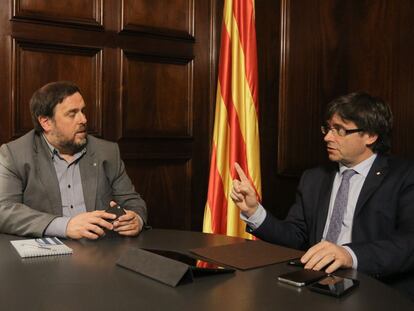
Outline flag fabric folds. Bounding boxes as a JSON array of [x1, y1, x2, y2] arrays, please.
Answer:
[[203, 0, 262, 239]]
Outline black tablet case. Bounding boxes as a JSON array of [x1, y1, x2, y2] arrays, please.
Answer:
[[117, 247, 194, 287]]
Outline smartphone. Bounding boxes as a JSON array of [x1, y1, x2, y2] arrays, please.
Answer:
[[287, 258, 305, 267], [309, 275, 359, 297], [105, 204, 126, 222], [288, 258, 333, 270], [277, 269, 327, 287]]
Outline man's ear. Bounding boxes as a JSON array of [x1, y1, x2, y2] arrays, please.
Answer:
[[38, 116, 52, 132], [365, 133, 378, 146]]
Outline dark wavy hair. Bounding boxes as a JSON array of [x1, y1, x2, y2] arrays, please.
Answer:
[[30, 81, 81, 133], [325, 92, 393, 154]]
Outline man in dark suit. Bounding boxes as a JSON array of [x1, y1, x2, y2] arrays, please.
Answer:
[[0, 81, 147, 239], [231, 92, 414, 299]]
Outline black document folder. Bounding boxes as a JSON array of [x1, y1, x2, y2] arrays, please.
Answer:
[[191, 240, 304, 270]]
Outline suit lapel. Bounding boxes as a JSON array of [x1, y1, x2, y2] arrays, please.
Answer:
[[79, 146, 98, 212], [314, 167, 337, 241], [354, 155, 388, 217], [34, 135, 62, 215]]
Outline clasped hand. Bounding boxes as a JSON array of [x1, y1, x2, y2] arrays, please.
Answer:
[[66, 201, 143, 239]]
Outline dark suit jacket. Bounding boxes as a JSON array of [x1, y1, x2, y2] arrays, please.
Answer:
[[250, 155, 414, 299], [0, 130, 147, 237]]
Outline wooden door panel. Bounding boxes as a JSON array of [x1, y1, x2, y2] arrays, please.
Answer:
[[13, 0, 102, 27], [124, 159, 191, 230], [11, 39, 102, 137], [122, 53, 193, 138], [121, 0, 193, 39]]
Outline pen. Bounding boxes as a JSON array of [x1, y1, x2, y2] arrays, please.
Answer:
[[21, 243, 56, 251]]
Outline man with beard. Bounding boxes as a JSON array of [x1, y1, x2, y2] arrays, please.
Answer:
[[0, 81, 147, 239]]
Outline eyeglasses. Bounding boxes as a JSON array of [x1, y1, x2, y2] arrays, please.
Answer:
[[321, 125, 364, 137]]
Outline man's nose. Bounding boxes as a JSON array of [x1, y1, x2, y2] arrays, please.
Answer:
[[323, 130, 334, 142], [79, 112, 87, 124]]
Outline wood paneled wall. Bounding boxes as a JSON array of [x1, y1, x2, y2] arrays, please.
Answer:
[[259, 0, 414, 219], [0, 0, 215, 231]]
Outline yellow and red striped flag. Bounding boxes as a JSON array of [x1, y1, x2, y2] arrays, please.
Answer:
[[203, 0, 262, 239]]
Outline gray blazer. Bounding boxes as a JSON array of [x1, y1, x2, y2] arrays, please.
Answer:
[[0, 130, 147, 237]]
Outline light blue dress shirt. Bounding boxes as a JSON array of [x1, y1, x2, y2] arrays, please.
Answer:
[[42, 135, 87, 238]]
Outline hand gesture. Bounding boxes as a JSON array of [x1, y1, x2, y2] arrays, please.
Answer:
[[230, 162, 259, 217]]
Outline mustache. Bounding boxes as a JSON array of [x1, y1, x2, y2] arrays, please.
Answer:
[[76, 125, 87, 133]]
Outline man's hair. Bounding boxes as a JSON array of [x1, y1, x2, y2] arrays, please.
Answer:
[[30, 81, 81, 133], [325, 92, 393, 154]]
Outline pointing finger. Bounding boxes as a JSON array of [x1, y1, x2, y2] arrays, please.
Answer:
[[234, 162, 249, 182]]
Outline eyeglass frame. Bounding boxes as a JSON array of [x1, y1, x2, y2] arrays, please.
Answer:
[[321, 125, 364, 137]]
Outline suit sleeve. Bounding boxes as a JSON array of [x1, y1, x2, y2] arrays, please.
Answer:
[[0, 144, 57, 237], [347, 167, 414, 278], [109, 144, 147, 224], [250, 170, 311, 250]]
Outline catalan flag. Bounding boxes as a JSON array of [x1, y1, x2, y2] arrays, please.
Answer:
[[203, 0, 261, 238]]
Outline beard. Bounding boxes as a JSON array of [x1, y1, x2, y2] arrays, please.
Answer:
[[58, 135, 88, 154], [45, 116, 89, 155], [51, 125, 88, 155]]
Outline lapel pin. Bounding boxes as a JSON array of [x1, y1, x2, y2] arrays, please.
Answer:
[[376, 171, 381, 175]]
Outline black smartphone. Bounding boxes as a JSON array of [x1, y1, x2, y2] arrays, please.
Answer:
[[105, 204, 126, 222], [309, 275, 359, 297], [287, 258, 305, 267], [277, 269, 327, 287]]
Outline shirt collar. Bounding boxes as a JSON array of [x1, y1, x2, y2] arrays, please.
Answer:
[[338, 153, 377, 178], [42, 134, 86, 161]]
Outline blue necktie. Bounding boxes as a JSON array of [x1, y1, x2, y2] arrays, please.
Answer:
[[326, 169, 357, 243]]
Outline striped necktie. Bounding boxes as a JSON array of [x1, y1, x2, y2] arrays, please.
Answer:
[[326, 169, 357, 243]]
